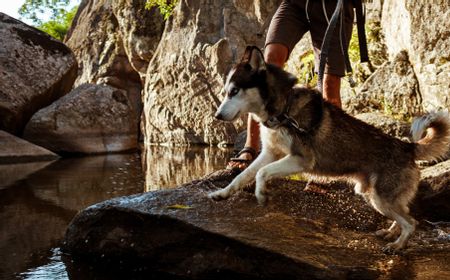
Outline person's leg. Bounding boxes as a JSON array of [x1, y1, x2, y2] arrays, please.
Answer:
[[264, 43, 288, 67], [308, 0, 354, 108], [323, 73, 342, 108]]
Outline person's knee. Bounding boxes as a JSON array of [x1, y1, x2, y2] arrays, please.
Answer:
[[264, 43, 288, 67]]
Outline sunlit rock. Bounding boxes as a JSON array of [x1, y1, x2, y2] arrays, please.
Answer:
[[23, 84, 138, 154], [0, 13, 77, 135], [381, 0, 450, 111], [65, 0, 165, 125], [143, 0, 281, 145], [343, 51, 422, 119]]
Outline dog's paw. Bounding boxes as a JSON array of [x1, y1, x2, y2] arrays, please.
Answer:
[[375, 229, 400, 241], [375, 229, 390, 238], [255, 189, 269, 206], [208, 189, 231, 201], [382, 242, 405, 254]]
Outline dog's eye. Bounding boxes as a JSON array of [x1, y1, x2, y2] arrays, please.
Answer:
[[229, 88, 240, 97]]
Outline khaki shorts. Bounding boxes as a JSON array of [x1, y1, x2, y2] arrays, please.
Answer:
[[265, 0, 354, 76]]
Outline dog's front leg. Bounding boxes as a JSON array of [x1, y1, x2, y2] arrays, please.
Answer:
[[255, 154, 305, 205], [208, 151, 275, 201]]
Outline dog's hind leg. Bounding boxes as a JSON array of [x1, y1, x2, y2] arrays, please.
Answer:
[[370, 194, 417, 252], [254, 154, 306, 205], [382, 208, 416, 253], [208, 151, 275, 201]]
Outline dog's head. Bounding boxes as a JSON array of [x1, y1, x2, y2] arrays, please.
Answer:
[[215, 46, 297, 122]]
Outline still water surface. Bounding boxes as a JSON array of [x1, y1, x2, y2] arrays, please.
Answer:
[[0, 146, 232, 280]]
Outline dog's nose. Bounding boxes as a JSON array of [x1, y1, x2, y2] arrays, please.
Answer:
[[215, 112, 223, 120]]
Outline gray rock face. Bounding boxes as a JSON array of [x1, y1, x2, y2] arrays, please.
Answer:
[[111, 0, 164, 77], [143, 0, 281, 145], [0, 130, 58, 164], [354, 112, 411, 139], [23, 84, 138, 154], [343, 51, 422, 118], [65, 0, 164, 120], [0, 13, 77, 135], [381, 0, 450, 112], [414, 160, 450, 221], [63, 167, 450, 279]]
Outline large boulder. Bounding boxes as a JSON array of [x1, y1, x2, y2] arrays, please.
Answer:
[[63, 166, 450, 279], [413, 160, 450, 221], [0, 130, 59, 164], [0, 13, 77, 135], [0, 130, 57, 188], [65, 0, 164, 121], [343, 51, 422, 118], [381, 0, 450, 112], [23, 84, 138, 154], [143, 0, 281, 145]]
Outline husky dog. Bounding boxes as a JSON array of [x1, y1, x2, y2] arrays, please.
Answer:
[[209, 46, 450, 252]]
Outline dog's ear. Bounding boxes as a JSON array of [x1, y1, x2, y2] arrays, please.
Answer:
[[241, 46, 266, 71]]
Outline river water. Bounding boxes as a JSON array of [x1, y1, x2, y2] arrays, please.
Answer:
[[0, 146, 233, 280]]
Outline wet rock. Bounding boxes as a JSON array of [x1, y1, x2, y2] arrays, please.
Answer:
[[143, 0, 281, 145], [64, 168, 450, 279], [0, 130, 59, 164], [0, 13, 77, 135], [23, 84, 138, 154]]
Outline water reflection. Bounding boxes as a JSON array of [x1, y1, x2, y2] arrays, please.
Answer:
[[19, 248, 68, 280], [0, 146, 231, 279], [0, 154, 143, 280], [0, 161, 54, 189], [143, 145, 232, 191]]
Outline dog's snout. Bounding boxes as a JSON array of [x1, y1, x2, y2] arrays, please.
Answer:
[[215, 112, 224, 120]]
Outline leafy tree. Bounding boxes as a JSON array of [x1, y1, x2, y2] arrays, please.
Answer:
[[37, 6, 78, 41], [146, 0, 178, 20], [18, 0, 78, 41], [19, 0, 72, 25]]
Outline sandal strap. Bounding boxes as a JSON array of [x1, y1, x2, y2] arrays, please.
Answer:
[[235, 146, 258, 159]]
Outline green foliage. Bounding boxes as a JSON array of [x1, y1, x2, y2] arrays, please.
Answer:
[[19, 0, 71, 25], [146, 0, 178, 20], [293, 20, 388, 89], [297, 51, 318, 87], [37, 6, 77, 41]]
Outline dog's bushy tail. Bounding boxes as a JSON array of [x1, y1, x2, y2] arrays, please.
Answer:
[[411, 111, 450, 161]]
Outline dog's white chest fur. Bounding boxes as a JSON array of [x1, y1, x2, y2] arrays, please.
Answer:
[[260, 124, 293, 158]]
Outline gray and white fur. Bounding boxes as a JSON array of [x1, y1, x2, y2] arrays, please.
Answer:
[[209, 46, 450, 252]]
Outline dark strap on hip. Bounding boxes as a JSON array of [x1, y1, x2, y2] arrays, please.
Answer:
[[317, 0, 345, 92], [354, 0, 369, 63], [318, 0, 371, 91]]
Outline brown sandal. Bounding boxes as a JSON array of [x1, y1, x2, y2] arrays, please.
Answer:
[[226, 147, 258, 171]]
